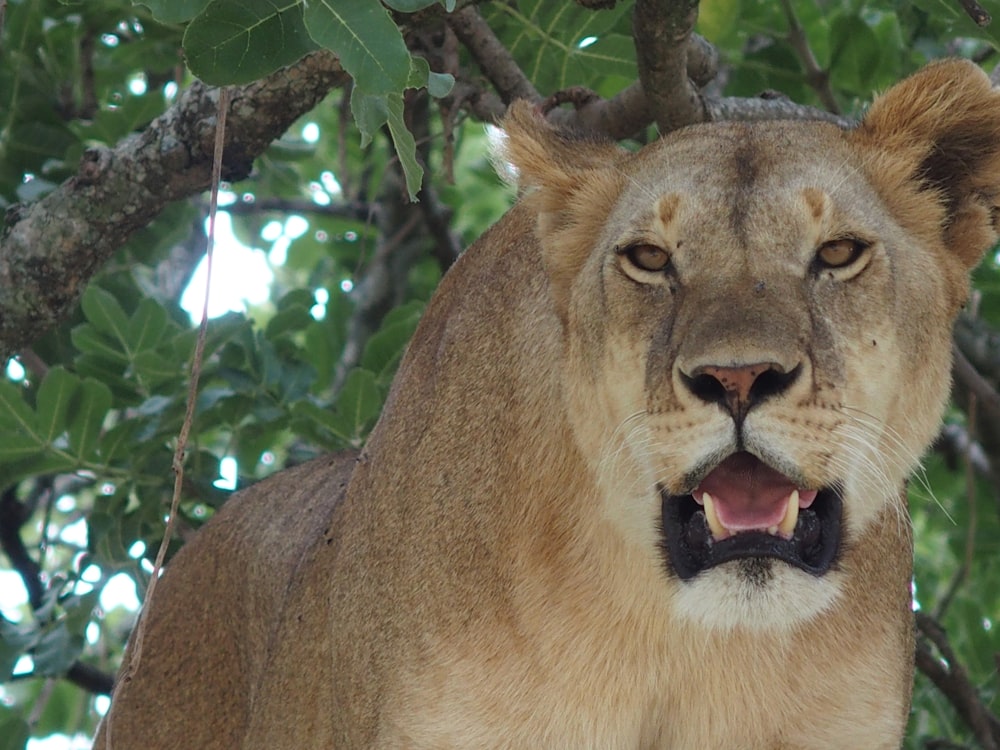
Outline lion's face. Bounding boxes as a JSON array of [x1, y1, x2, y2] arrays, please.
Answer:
[[561, 123, 949, 629], [502, 60, 1000, 631]]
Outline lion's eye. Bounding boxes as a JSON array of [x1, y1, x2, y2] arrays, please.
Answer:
[[622, 244, 671, 273], [815, 238, 867, 269]]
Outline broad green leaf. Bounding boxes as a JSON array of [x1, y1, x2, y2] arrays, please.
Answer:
[[361, 301, 423, 383], [303, 0, 411, 95], [133, 0, 213, 23], [292, 399, 353, 446], [484, 0, 633, 93], [0, 711, 29, 750], [384, 0, 451, 11], [80, 286, 130, 345], [0, 382, 36, 435], [67, 379, 112, 461], [385, 94, 422, 200], [184, 0, 318, 85], [408, 56, 455, 98], [132, 350, 183, 388], [334, 368, 381, 441], [32, 623, 81, 676], [351, 90, 422, 199], [127, 299, 172, 354], [70, 324, 128, 364], [698, 0, 744, 45], [35, 367, 80, 445], [829, 13, 881, 93], [0, 620, 38, 681]]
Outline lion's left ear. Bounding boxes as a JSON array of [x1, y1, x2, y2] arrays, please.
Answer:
[[850, 59, 1000, 271]]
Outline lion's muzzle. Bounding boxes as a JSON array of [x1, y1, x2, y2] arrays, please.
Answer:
[[659, 452, 843, 580]]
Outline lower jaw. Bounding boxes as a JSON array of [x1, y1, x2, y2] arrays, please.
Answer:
[[659, 487, 844, 580]]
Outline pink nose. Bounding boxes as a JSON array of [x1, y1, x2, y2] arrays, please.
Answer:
[[682, 362, 800, 421]]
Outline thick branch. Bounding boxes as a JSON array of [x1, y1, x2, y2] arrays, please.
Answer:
[[632, 0, 706, 133], [0, 52, 350, 363]]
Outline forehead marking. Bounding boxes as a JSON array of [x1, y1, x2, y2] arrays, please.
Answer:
[[728, 131, 760, 241]]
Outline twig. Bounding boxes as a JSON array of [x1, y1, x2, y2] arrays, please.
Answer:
[[214, 197, 376, 222], [416, 181, 463, 270], [114, 87, 230, 689], [0, 488, 114, 696], [777, 0, 840, 113], [447, 5, 541, 104], [632, 0, 706, 133], [952, 344, 1000, 430], [957, 0, 992, 26], [915, 612, 1000, 750]]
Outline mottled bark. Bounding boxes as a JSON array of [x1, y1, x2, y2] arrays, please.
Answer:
[[0, 52, 349, 363]]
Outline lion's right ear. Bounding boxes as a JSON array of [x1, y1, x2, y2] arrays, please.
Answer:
[[499, 102, 626, 314]]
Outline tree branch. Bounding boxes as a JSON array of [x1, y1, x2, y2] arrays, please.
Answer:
[[916, 612, 1000, 749], [0, 51, 350, 363], [447, 5, 541, 104], [0, 487, 114, 696], [217, 197, 376, 222], [632, 0, 706, 133], [778, 0, 840, 113]]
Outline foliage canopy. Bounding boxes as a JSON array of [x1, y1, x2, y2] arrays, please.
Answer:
[[1, 0, 1000, 747]]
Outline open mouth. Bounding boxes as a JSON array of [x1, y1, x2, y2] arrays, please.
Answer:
[[660, 452, 842, 580]]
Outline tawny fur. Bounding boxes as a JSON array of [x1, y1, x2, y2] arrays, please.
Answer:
[[96, 60, 1000, 749]]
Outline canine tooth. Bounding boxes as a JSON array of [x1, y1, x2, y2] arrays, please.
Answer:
[[778, 489, 800, 537], [702, 491, 727, 540]]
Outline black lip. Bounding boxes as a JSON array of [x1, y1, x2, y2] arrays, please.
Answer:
[[659, 486, 843, 580]]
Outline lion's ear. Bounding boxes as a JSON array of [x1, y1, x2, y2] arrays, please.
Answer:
[[851, 59, 1000, 270], [499, 102, 626, 314]]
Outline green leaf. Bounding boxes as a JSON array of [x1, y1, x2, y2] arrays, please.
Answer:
[[303, 0, 411, 95], [384, 0, 447, 11], [483, 0, 633, 94], [133, 0, 213, 24], [334, 368, 381, 441], [126, 298, 171, 354], [698, 0, 744, 45], [361, 301, 423, 383], [70, 324, 128, 364], [351, 90, 422, 199], [184, 0, 318, 85], [35, 367, 80, 445], [0, 709, 29, 750], [385, 94, 422, 200], [67, 379, 112, 461], [408, 55, 455, 98], [0, 381, 36, 436], [828, 12, 881, 93], [32, 623, 81, 676], [80, 286, 130, 345]]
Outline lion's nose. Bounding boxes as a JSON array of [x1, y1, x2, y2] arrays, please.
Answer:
[[680, 362, 801, 422]]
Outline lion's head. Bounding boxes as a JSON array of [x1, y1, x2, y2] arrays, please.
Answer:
[[500, 59, 1000, 631]]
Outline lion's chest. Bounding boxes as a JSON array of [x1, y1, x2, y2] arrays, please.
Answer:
[[376, 611, 906, 750]]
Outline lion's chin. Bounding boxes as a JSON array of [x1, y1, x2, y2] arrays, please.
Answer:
[[658, 453, 843, 581]]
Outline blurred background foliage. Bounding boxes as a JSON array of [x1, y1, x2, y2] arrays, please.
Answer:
[[0, 0, 998, 747]]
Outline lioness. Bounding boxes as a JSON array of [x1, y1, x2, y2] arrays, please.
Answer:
[[96, 60, 1000, 749]]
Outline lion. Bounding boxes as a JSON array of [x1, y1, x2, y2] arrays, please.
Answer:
[[95, 59, 1000, 749]]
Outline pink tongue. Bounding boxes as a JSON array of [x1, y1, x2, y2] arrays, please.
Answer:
[[695, 452, 816, 531]]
